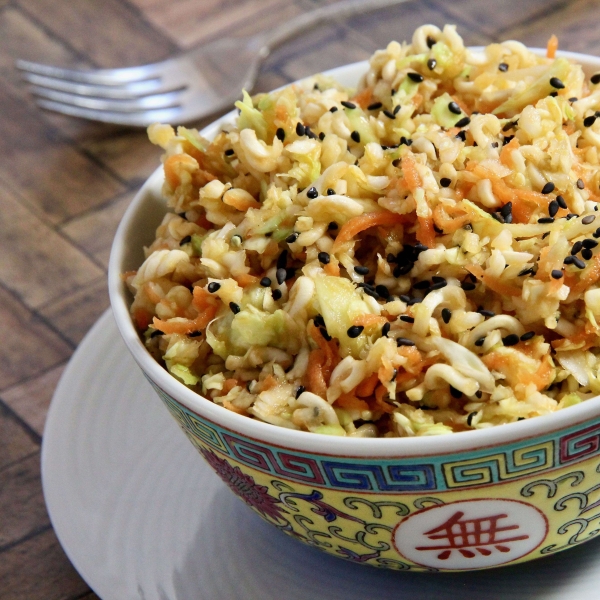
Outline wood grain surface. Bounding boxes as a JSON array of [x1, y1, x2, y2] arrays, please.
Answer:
[[0, 0, 597, 598]]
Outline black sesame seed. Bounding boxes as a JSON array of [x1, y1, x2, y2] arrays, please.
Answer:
[[450, 385, 462, 399], [518, 267, 534, 276], [224, 148, 235, 156], [556, 195, 568, 209], [503, 134, 514, 145], [583, 215, 596, 225], [314, 314, 325, 328], [570, 97, 579, 102], [441, 308, 452, 324], [564, 255, 576, 265], [427, 58, 437, 70], [408, 72, 424, 83], [592, 74, 600, 85], [551, 269, 563, 279], [347, 325, 364, 338], [461, 281, 477, 291], [500, 202, 513, 218], [548, 200, 559, 218], [566, 213, 578, 220], [582, 247, 593, 260], [207, 282, 221, 293], [354, 265, 369, 275], [502, 333, 520, 346], [475, 337, 485, 347], [538, 217, 555, 224], [229, 302, 241, 314], [306, 187, 318, 199], [584, 115, 597, 128], [550, 77, 565, 89], [260, 277, 271, 287], [350, 130, 361, 143], [400, 295, 411, 302], [394, 263, 414, 277], [467, 412, 477, 426], [430, 280, 447, 290], [341, 100, 356, 109], [448, 101, 461, 115], [594, 229, 600, 239], [455, 116, 471, 128], [295, 385, 305, 399], [276, 127, 285, 141], [415, 243, 429, 253], [150, 330, 164, 338], [277, 250, 288, 270], [577, 178, 586, 189], [328, 221, 338, 231], [455, 131, 467, 141], [413, 280, 430, 290], [363, 287, 379, 299], [573, 257, 586, 269], [440, 177, 452, 188], [400, 136, 413, 146], [502, 120, 516, 132], [498, 62, 509, 72], [382, 322, 391, 337], [286, 232, 299, 243], [326, 188, 336, 196], [541, 182, 555, 194], [400, 315, 415, 323], [479, 309, 495, 318], [407, 298, 421, 305], [549, 91, 558, 97], [392, 158, 401, 168], [396, 337, 416, 347], [179, 235, 192, 246], [329, 106, 338, 113], [426, 35, 436, 48], [296, 122, 305, 136], [393, 104, 401, 115], [319, 132, 326, 141], [318, 252, 330, 265], [583, 239, 598, 249], [367, 101, 383, 111], [272, 289, 282, 300], [276, 268, 287, 285], [375, 285, 390, 299], [382, 109, 395, 119], [572, 241, 583, 255], [286, 268, 296, 281], [520, 331, 535, 342]]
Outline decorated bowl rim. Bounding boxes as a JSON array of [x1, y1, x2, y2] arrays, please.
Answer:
[[109, 50, 600, 458]]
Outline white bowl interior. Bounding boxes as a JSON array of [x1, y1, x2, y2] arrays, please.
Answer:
[[109, 53, 600, 458]]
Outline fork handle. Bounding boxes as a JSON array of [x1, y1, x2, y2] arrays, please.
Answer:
[[262, 0, 415, 53]]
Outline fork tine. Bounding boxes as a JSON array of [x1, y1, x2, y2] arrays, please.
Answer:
[[35, 98, 185, 127], [20, 72, 167, 99], [16, 59, 163, 86], [28, 86, 185, 112]]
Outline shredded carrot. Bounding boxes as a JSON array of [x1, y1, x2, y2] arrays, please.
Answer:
[[466, 264, 522, 297], [402, 154, 422, 192], [261, 374, 278, 391], [303, 324, 340, 397], [417, 215, 436, 247], [570, 253, 600, 296], [351, 86, 374, 109], [324, 259, 341, 276], [236, 273, 259, 287], [221, 378, 239, 395], [371, 384, 395, 413], [134, 308, 152, 330], [356, 372, 379, 397], [352, 314, 388, 328], [152, 286, 219, 334], [223, 400, 247, 415], [499, 137, 520, 168], [195, 212, 212, 230], [333, 211, 410, 251], [432, 203, 470, 233], [335, 393, 370, 412], [223, 192, 261, 211], [547, 34, 558, 59]]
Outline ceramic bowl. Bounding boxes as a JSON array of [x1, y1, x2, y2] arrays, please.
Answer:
[[109, 54, 600, 572]]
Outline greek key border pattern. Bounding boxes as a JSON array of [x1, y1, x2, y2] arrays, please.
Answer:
[[148, 378, 600, 493]]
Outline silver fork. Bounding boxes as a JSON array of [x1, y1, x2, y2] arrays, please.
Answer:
[[16, 0, 413, 127]]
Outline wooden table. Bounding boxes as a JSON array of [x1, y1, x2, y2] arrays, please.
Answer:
[[1, 0, 599, 597]]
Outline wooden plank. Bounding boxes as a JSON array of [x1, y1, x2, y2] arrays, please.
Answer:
[[60, 191, 137, 269], [16, 0, 178, 67], [0, 453, 49, 550], [499, 0, 600, 56], [38, 278, 109, 346], [0, 528, 91, 600], [0, 365, 64, 436], [429, 0, 567, 40], [0, 181, 104, 309], [0, 402, 39, 471], [0, 286, 72, 391], [131, 0, 302, 48]]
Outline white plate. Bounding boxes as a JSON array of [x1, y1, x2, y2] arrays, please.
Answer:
[[42, 309, 600, 599]]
